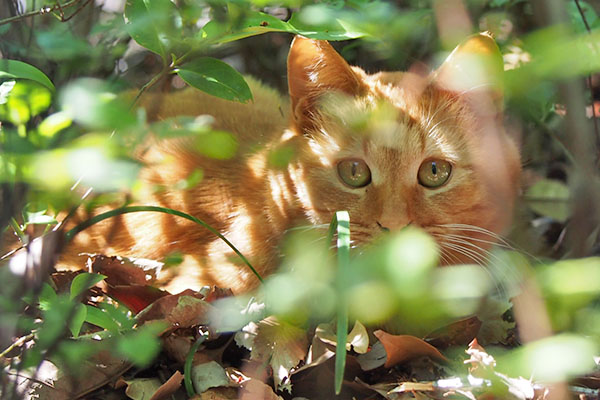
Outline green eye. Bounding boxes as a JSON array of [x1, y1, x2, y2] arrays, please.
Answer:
[[418, 159, 452, 188], [337, 159, 372, 188]]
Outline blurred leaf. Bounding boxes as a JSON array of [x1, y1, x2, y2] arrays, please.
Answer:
[[39, 282, 58, 311], [36, 28, 93, 62], [69, 303, 87, 337], [567, 1, 598, 33], [0, 59, 55, 92], [60, 79, 136, 130], [0, 80, 16, 104], [194, 130, 238, 159], [201, 7, 365, 43], [70, 273, 106, 300], [0, 80, 52, 126], [289, 5, 366, 40], [38, 112, 73, 138], [117, 322, 166, 367], [498, 334, 598, 382], [507, 27, 600, 91], [539, 257, 600, 299], [525, 179, 570, 222], [176, 57, 252, 103], [85, 305, 121, 332], [22, 202, 56, 226], [124, 0, 180, 58]]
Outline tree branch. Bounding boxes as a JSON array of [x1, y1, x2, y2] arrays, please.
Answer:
[[0, 0, 86, 26]]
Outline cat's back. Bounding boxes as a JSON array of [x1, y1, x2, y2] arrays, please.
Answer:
[[140, 77, 289, 146]]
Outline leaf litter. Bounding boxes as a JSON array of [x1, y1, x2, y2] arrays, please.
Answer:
[[4, 254, 600, 400]]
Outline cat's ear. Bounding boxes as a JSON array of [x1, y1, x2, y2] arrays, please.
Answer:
[[287, 36, 365, 131], [432, 32, 504, 105]]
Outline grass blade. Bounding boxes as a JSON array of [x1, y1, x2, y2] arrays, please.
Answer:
[[64, 205, 263, 283], [328, 210, 350, 395]]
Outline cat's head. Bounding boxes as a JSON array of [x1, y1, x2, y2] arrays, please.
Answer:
[[286, 34, 521, 263]]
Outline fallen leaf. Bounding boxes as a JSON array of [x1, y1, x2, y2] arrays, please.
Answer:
[[464, 338, 496, 376], [27, 351, 132, 399], [356, 342, 387, 371], [314, 321, 369, 354], [389, 381, 436, 393], [192, 361, 231, 394], [425, 316, 482, 349], [246, 316, 308, 392], [149, 370, 184, 400], [136, 290, 212, 328], [240, 379, 283, 400], [108, 285, 168, 314], [91, 255, 156, 286], [125, 378, 163, 400], [374, 330, 446, 368]]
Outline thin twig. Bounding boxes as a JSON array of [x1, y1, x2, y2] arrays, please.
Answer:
[[573, 0, 600, 160], [60, 0, 93, 22], [0, 0, 84, 26], [0, 333, 35, 359]]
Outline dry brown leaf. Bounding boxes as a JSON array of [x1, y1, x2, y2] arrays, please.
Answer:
[[107, 285, 168, 314], [425, 316, 482, 349], [91, 255, 154, 286], [240, 379, 283, 400], [374, 330, 446, 368], [136, 290, 212, 328], [28, 351, 131, 399], [148, 370, 183, 400]]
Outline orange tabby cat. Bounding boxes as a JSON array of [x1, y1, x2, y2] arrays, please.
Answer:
[[61, 34, 521, 294]]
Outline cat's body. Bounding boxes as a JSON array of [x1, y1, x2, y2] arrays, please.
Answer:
[[61, 35, 520, 294]]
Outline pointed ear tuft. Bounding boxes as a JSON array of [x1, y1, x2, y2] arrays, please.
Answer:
[[287, 36, 365, 131], [433, 32, 504, 98]]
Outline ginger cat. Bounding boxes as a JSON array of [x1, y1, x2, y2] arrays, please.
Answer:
[[61, 34, 520, 294]]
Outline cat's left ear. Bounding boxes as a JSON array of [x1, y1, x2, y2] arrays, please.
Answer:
[[287, 36, 366, 132], [432, 32, 504, 106]]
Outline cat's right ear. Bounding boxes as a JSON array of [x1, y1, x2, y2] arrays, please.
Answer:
[[432, 32, 504, 108], [287, 36, 365, 132]]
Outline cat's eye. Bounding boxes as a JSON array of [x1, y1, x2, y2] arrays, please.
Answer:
[[418, 159, 452, 188], [337, 159, 372, 188]]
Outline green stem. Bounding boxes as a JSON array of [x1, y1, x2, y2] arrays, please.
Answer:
[[0, 0, 83, 26], [64, 205, 263, 283], [10, 217, 24, 241], [183, 331, 208, 397]]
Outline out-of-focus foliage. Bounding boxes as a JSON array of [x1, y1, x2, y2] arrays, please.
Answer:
[[2, 0, 600, 398]]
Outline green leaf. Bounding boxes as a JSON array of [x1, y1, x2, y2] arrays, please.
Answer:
[[191, 361, 229, 394], [124, 378, 163, 400], [176, 57, 252, 103], [0, 60, 55, 92], [117, 322, 166, 366], [525, 179, 570, 222], [39, 283, 57, 311], [69, 303, 87, 337], [85, 305, 121, 332], [70, 273, 106, 300], [200, 8, 365, 44], [0, 80, 16, 104], [194, 130, 238, 160], [124, 0, 179, 58], [38, 111, 73, 138], [60, 79, 137, 130]]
